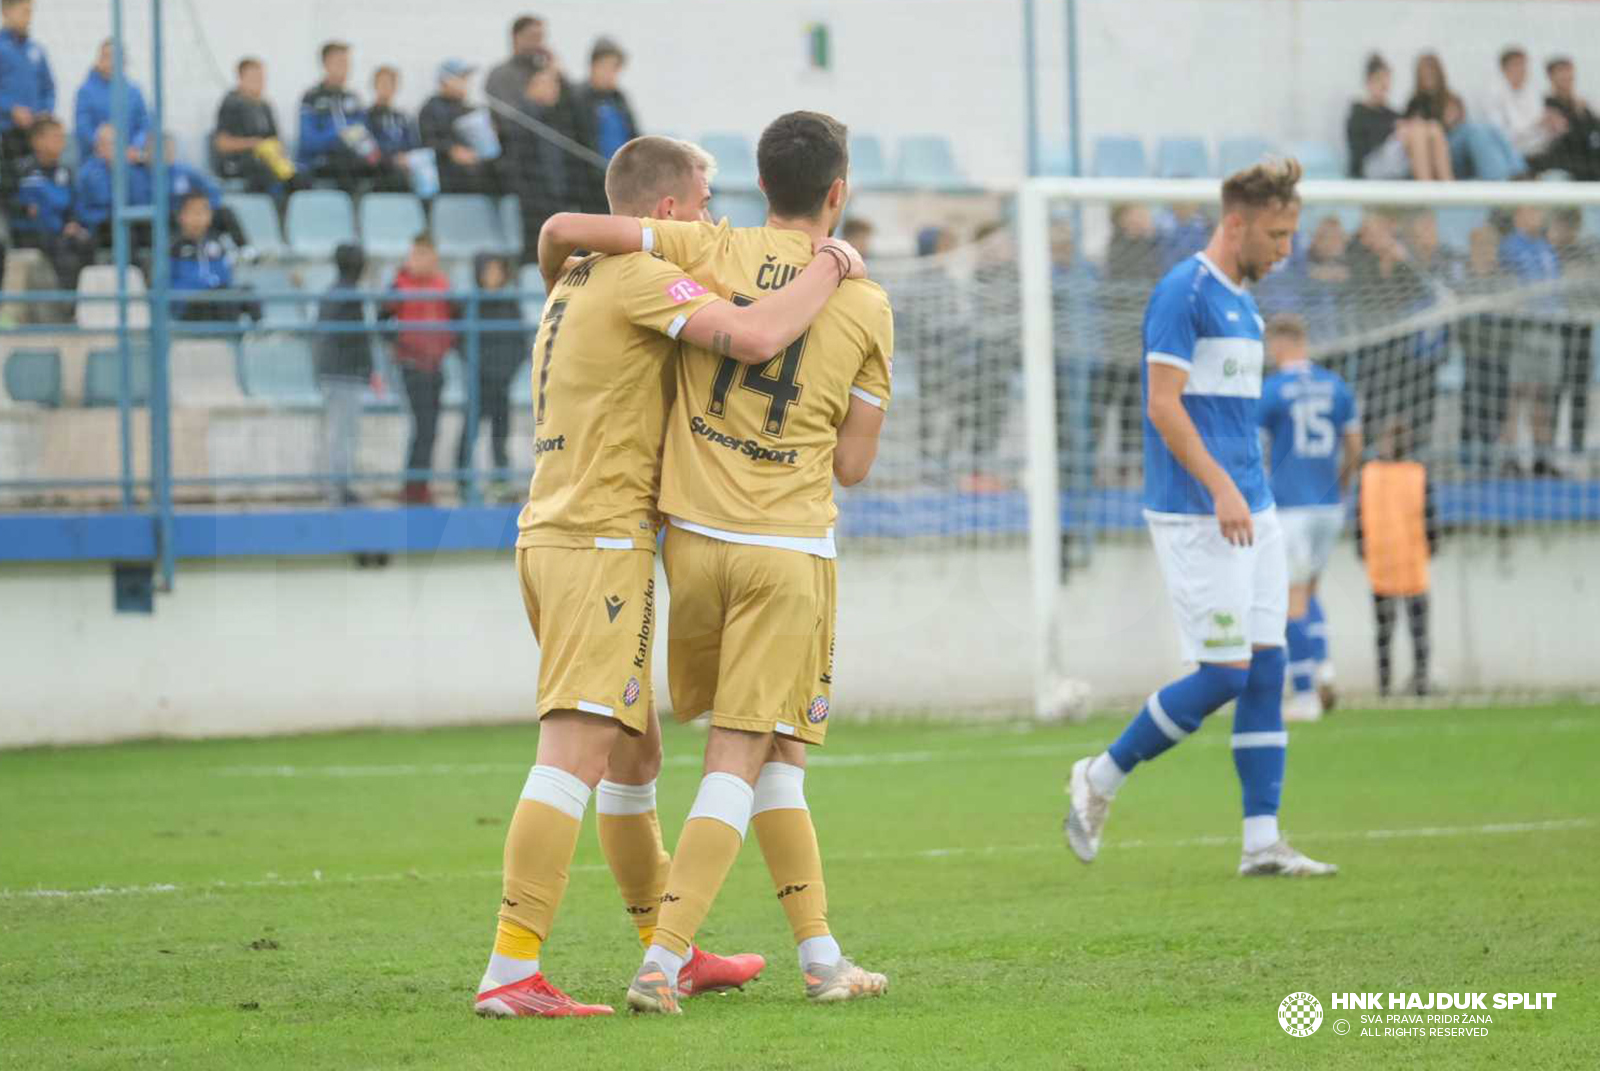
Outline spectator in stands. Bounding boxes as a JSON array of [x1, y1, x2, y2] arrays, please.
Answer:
[[296, 42, 388, 193], [1455, 225, 1512, 472], [840, 217, 873, 259], [1498, 206, 1563, 477], [1484, 47, 1564, 166], [160, 134, 249, 251], [1548, 207, 1594, 458], [76, 121, 152, 245], [213, 57, 298, 196], [1402, 209, 1462, 284], [420, 59, 495, 196], [485, 15, 552, 131], [895, 224, 966, 485], [1348, 209, 1439, 449], [1049, 220, 1103, 506], [169, 191, 260, 322], [1255, 214, 1350, 345], [13, 116, 91, 297], [314, 242, 371, 507], [1406, 53, 1524, 181], [966, 221, 1018, 491], [1533, 57, 1600, 180], [572, 37, 637, 163], [1099, 203, 1163, 483], [73, 39, 149, 164], [1357, 418, 1438, 697], [1157, 201, 1210, 273], [385, 233, 457, 505], [456, 252, 527, 501], [0, 0, 53, 195], [1347, 53, 1452, 180], [501, 58, 580, 262], [366, 66, 418, 188]]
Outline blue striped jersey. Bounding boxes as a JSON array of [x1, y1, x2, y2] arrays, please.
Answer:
[[1258, 362, 1358, 508]]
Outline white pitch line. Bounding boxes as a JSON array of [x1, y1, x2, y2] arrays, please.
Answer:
[[3, 817, 1591, 902]]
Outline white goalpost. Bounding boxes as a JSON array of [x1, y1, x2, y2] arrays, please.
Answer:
[[1015, 176, 1600, 715]]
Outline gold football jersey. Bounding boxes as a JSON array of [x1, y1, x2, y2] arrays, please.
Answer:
[[515, 251, 719, 549], [646, 219, 894, 538]]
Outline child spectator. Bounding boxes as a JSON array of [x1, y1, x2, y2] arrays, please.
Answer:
[[169, 191, 260, 322], [1347, 53, 1452, 180], [1454, 226, 1514, 472], [73, 39, 149, 163], [314, 243, 372, 506], [75, 121, 152, 244], [420, 59, 494, 195], [0, 0, 55, 193], [1357, 420, 1438, 697], [213, 57, 298, 195], [1534, 57, 1600, 180], [366, 65, 418, 190], [1485, 47, 1564, 163], [13, 117, 93, 292], [1498, 206, 1563, 476], [1548, 208, 1595, 457], [296, 41, 388, 193], [160, 134, 249, 251], [569, 37, 636, 211], [384, 233, 457, 504], [455, 253, 527, 501]]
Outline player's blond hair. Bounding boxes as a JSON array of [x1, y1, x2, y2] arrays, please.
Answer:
[[1264, 312, 1308, 342], [1221, 157, 1303, 213], [605, 135, 718, 216]]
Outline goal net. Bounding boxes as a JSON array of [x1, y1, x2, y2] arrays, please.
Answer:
[[993, 177, 1600, 712]]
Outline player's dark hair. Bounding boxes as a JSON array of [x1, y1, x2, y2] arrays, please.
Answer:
[[27, 115, 60, 140], [321, 41, 349, 64], [512, 15, 542, 39], [373, 65, 398, 84], [237, 56, 262, 77], [178, 191, 212, 213], [411, 231, 435, 251], [604, 135, 713, 215], [1264, 313, 1308, 343], [1500, 46, 1526, 69], [1, 0, 29, 12], [1547, 55, 1573, 76], [757, 110, 849, 220], [1364, 53, 1388, 81], [591, 37, 626, 65], [1221, 157, 1303, 214]]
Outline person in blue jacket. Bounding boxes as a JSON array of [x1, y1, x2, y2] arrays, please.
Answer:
[[73, 39, 149, 163], [365, 65, 417, 191], [169, 191, 259, 322], [13, 116, 92, 291], [158, 134, 249, 250], [296, 41, 387, 192], [75, 121, 152, 247], [0, 0, 55, 194]]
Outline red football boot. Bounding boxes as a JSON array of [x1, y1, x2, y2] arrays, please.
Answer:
[[677, 946, 766, 997], [475, 972, 614, 1017]]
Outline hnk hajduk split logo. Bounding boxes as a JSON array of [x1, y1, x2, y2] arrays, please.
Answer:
[[1279, 992, 1324, 1037]]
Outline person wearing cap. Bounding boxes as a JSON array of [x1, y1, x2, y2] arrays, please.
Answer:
[[420, 58, 494, 195], [568, 36, 636, 213]]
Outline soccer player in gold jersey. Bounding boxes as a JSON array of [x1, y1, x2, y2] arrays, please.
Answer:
[[475, 134, 869, 1018], [536, 111, 893, 1013]]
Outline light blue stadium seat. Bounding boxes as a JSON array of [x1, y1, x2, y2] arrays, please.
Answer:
[[4, 348, 62, 406], [1288, 139, 1344, 179], [224, 193, 286, 259], [713, 191, 766, 229], [1217, 136, 1277, 176], [510, 357, 533, 407], [700, 133, 758, 189], [895, 135, 963, 188], [1582, 206, 1600, 241], [849, 134, 890, 189], [1090, 136, 1147, 178], [442, 352, 466, 408], [237, 265, 304, 327], [433, 194, 508, 259], [499, 197, 524, 254], [83, 346, 152, 407], [359, 193, 426, 259], [238, 337, 322, 406], [517, 264, 547, 323], [1155, 136, 1211, 178], [1436, 207, 1489, 253], [285, 190, 356, 259], [1038, 140, 1076, 177]]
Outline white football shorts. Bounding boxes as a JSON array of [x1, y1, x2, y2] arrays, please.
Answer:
[[1144, 506, 1288, 664], [1277, 505, 1345, 586]]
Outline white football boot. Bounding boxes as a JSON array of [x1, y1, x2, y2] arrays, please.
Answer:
[[1239, 838, 1339, 877], [1064, 756, 1113, 863], [1283, 691, 1324, 723]]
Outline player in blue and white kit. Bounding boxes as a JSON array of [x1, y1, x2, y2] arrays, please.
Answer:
[[1257, 313, 1361, 722], [1065, 160, 1338, 877]]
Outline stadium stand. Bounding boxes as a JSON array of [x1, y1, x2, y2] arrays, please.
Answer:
[[4, 349, 64, 408], [699, 133, 759, 190], [431, 195, 510, 259], [711, 191, 767, 228], [1288, 139, 1345, 179], [285, 190, 358, 260], [75, 266, 151, 331], [237, 337, 321, 407], [1155, 136, 1211, 178], [1217, 136, 1277, 175], [83, 346, 152, 407], [1090, 135, 1148, 178], [895, 135, 965, 188], [848, 134, 891, 189], [223, 194, 289, 260], [359, 193, 428, 260]]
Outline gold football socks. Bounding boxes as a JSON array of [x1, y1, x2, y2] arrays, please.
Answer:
[[595, 779, 672, 948]]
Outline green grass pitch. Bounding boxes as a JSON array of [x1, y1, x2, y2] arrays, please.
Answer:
[[2, 703, 1596, 1069]]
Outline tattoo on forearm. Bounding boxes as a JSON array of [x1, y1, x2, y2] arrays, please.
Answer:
[[713, 331, 733, 357]]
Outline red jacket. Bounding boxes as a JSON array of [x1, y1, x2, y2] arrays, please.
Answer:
[[387, 269, 457, 371]]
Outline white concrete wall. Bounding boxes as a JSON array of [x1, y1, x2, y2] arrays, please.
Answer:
[[30, 1, 1600, 187], [3, 531, 1595, 748]]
